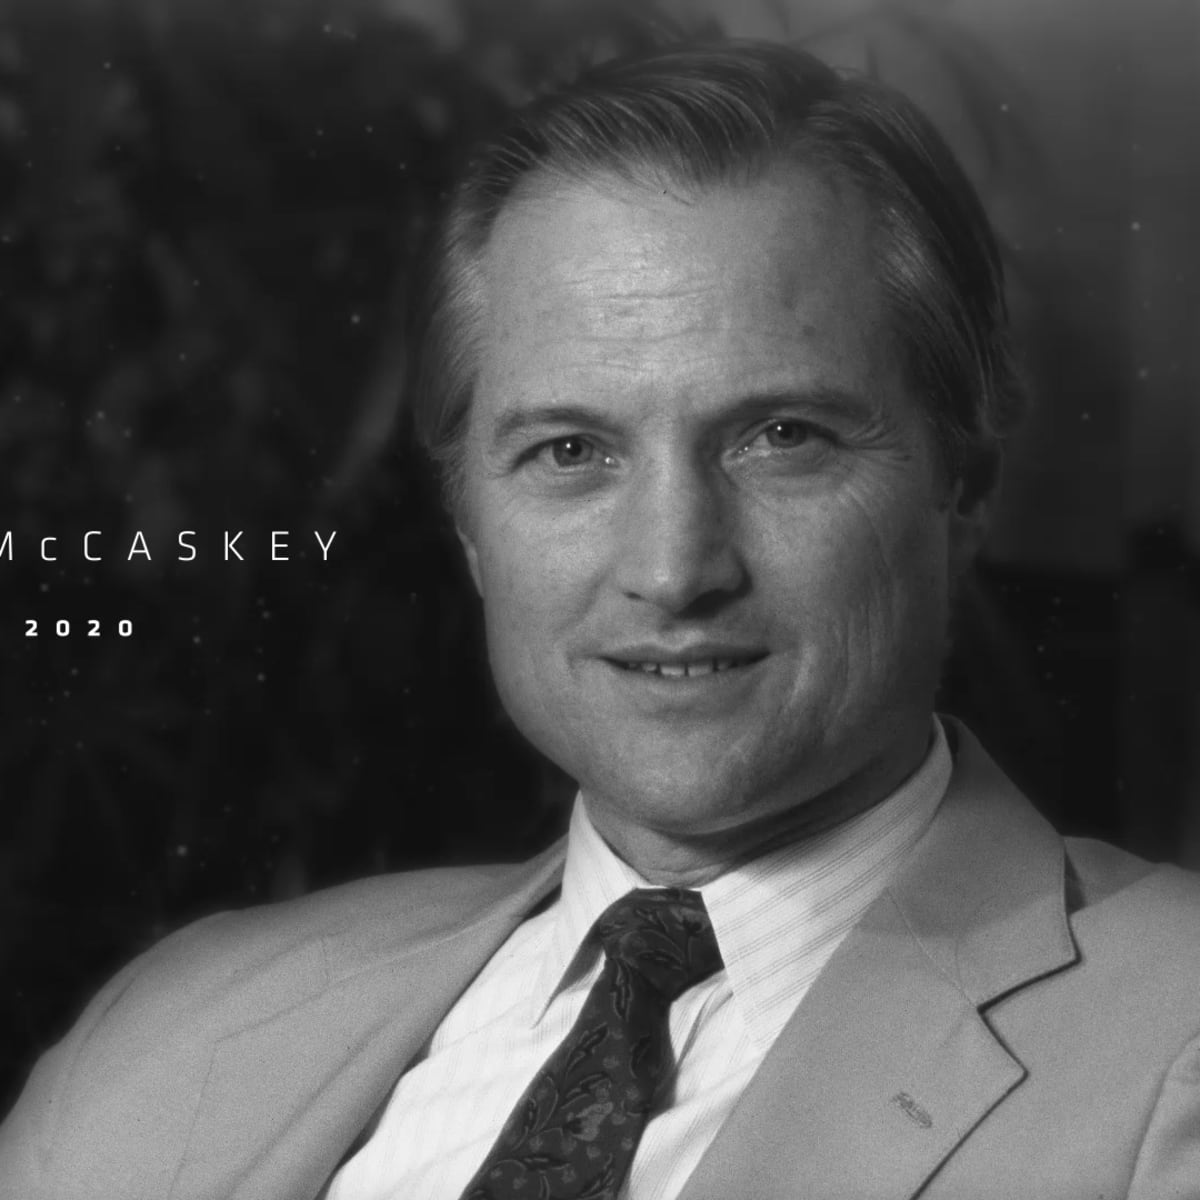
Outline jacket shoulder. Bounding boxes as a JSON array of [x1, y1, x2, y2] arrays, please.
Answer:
[[70, 858, 548, 1036], [0, 858, 556, 1196], [1065, 834, 1200, 912], [176, 858, 546, 963], [1064, 834, 1200, 975]]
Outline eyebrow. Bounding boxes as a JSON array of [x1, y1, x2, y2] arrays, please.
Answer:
[[490, 404, 623, 446], [487, 387, 880, 447]]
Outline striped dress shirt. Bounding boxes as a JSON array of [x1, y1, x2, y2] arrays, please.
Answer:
[[327, 720, 952, 1200]]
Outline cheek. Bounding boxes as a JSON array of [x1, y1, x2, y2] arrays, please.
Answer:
[[484, 491, 616, 599], [772, 488, 949, 678], [475, 511, 592, 677], [480, 546, 543, 666], [844, 504, 951, 696]]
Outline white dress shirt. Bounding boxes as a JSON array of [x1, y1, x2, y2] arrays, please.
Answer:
[[327, 721, 952, 1200]]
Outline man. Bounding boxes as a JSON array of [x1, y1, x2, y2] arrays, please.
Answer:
[[2, 38, 1199, 1200]]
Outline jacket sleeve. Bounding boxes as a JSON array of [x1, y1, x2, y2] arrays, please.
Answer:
[[1127, 1028, 1200, 1200]]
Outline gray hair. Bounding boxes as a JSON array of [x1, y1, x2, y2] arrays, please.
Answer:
[[411, 39, 1027, 515]]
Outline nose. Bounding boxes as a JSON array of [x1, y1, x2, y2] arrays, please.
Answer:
[[613, 457, 746, 614]]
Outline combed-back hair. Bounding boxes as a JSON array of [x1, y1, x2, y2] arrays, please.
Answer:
[[410, 39, 1027, 515]]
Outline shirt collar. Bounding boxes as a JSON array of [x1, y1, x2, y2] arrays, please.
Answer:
[[528, 719, 953, 1047], [527, 792, 652, 1025]]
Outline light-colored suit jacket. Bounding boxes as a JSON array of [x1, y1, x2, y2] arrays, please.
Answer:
[[3, 724, 1200, 1200]]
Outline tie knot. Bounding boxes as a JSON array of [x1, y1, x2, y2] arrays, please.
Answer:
[[593, 887, 722, 1000]]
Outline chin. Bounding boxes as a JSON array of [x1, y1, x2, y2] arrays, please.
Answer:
[[585, 754, 765, 836]]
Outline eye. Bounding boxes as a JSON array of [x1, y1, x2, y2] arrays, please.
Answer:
[[540, 436, 598, 469], [760, 420, 812, 449], [739, 418, 825, 455], [517, 433, 617, 484]]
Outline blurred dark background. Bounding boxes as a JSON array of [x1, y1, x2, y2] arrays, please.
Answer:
[[1, 0, 1198, 1115]]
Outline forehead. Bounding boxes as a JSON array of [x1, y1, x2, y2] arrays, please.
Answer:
[[473, 164, 897, 424]]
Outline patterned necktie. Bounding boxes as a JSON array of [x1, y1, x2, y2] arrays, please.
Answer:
[[457, 887, 723, 1200]]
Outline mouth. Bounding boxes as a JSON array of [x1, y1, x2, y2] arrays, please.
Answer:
[[605, 653, 766, 679]]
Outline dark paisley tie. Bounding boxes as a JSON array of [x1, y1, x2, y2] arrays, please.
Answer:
[[457, 887, 723, 1200]]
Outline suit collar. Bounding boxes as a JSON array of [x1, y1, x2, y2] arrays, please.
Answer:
[[883, 718, 1075, 1008], [677, 719, 1078, 1200]]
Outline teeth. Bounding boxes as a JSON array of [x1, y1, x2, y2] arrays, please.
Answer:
[[621, 658, 748, 676]]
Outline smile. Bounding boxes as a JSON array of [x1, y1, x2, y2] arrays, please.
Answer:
[[608, 655, 765, 678]]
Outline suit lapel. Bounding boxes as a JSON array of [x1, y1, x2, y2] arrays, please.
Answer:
[[679, 723, 1078, 1200], [170, 843, 566, 1200]]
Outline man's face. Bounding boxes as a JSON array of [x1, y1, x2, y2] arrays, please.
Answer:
[[458, 166, 983, 853]]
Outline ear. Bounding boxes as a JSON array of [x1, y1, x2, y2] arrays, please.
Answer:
[[946, 449, 999, 577], [456, 522, 484, 597]]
